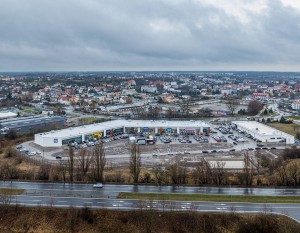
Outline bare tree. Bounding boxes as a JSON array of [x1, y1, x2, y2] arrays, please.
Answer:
[[1, 162, 20, 182], [247, 100, 264, 115], [126, 96, 133, 104], [243, 151, 255, 186], [153, 163, 166, 185], [92, 143, 106, 182], [226, 97, 240, 115], [131, 107, 143, 119], [166, 156, 188, 184], [68, 145, 75, 182], [255, 150, 262, 185], [77, 148, 92, 181], [277, 162, 289, 186], [211, 161, 227, 185], [181, 99, 192, 117], [129, 143, 141, 183], [57, 160, 68, 183], [287, 161, 299, 186], [166, 107, 174, 119], [197, 108, 212, 118], [193, 158, 212, 185], [0, 190, 12, 214]]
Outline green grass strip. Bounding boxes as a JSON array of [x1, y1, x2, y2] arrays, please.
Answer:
[[0, 188, 25, 195], [118, 192, 300, 204]]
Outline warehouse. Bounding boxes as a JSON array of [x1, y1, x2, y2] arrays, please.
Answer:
[[232, 121, 294, 144], [0, 111, 17, 119], [34, 119, 210, 147], [0, 115, 66, 134]]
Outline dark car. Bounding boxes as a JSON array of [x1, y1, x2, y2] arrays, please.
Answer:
[[202, 150, 209, 153]]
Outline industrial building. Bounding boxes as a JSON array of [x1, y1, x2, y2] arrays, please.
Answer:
[[0, 111, 17, 119], [0, 115, 66, 134], [34, 119, 210, 147], [232, 121, 294, 144]]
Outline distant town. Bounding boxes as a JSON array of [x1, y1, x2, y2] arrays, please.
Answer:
[[2, 71, 300, 230], [1, 71, 300, 122]]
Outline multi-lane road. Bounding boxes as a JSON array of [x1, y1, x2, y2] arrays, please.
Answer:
[[1, 181, 300, 223]]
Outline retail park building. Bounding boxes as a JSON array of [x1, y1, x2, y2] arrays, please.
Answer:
[[232, 121, 294, 144], [34, 120, 211, 147]]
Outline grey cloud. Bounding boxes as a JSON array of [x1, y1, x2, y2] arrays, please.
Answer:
[[0, 0, 300, 71]]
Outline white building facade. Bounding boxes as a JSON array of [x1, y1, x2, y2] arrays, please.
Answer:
[[292, 100, 300, 110], [232, 121, 294, 144], [35, 119, 210, 147]]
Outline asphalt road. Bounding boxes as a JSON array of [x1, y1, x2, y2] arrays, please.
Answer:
[[1, 181, 300, 222]]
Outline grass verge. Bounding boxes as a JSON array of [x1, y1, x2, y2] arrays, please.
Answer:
[[118, 192, 300, 204], [266, 122, 299, 136], [0, 188, 25, 195]]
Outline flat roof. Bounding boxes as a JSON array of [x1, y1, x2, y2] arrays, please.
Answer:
[[0, 115, 64, 123], [3, 117, 64, 129], [37, 119, 210, 139], [232, 121, 294, 138], [0, 112, 17, 119]]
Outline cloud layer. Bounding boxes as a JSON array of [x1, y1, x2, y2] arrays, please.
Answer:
[[0, 0, 300, 71]]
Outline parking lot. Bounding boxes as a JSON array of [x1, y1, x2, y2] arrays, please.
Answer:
[[17, 120, 289, 163]]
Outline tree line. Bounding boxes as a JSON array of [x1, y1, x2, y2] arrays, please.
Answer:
[[1, 144, 300, 187]]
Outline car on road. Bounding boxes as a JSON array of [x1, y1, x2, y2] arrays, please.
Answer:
[[55, 155, 62, 159], [229, 149, 236, 152], [202, 150, 209, 153], [28, 152, 36, 156], [233, 142, 238, 145], [270, 147, 277, 150], [93, 183, 103, 188]]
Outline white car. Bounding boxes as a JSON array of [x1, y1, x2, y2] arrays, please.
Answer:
[[28, 152, 36, 156], [93, 183, 103, 188]]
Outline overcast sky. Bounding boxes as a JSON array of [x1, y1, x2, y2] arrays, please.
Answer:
[[1, 0, 300, 72]]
